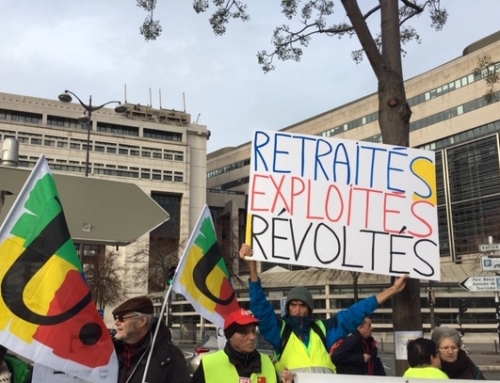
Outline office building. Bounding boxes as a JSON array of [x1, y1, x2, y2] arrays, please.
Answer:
[[0, 92, 209, 323]]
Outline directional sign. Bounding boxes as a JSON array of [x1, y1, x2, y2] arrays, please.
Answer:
[[479, 243, 500, 252], [481, 256, 500, 271], [0, 165, 169, 245], [459, 276, 500, 292]]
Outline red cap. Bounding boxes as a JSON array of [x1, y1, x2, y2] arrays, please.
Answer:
[[224, 308, 259, 330]]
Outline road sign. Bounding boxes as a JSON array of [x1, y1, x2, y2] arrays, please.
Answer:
[[459, 276, 500, 292], [481, 256, 500, 271], [479, 243, 500, 252], [280, 297, 287, 317], [0, 166, 169, 245]]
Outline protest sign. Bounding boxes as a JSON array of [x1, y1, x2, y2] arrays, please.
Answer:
[[246, 130, 440, 280]]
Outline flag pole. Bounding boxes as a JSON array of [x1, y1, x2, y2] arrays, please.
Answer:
[[141, 284, 173, 383]]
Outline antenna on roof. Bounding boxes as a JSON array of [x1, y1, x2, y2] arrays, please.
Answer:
[[124, 84, 127, 103], [183, 92, 186, 112], [159, 89, 162, 109], [195, 114, 201, 124]]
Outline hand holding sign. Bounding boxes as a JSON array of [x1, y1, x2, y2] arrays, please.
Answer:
[[239, 243, 253, 260], [376, 274, 410, 304]]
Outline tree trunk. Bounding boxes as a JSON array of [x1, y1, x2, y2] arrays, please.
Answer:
[[342, 0, 422, 376], [352, 272, 360, 302]]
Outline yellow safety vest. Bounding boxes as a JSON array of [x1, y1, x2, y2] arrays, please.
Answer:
[[403, 366, 449, 379], [274, 321, 336, 374], [203, 350, 277, 383]]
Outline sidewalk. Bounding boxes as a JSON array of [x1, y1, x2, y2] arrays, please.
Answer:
[[378, 342, 500, 372]]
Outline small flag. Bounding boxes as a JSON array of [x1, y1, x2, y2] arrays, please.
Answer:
[[171, 205, 239, 329]]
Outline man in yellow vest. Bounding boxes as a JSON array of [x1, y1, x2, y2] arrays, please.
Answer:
[[403, 338, 448, 379], [191, 308, 281, 383], [239, 244, 409, 381]]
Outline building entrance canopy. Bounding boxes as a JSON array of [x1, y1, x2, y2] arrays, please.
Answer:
[[0, 166, 169, 245]]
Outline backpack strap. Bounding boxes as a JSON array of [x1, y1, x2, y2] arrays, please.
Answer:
[[310, 321, 327, 351]]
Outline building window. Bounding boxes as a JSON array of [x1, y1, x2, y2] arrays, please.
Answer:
[[144, 128, 182, 142], [96, 122, 139, 136]]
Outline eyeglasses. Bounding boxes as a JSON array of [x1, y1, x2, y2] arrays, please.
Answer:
[[113, 314, 142, 323], [439, 346, 459, 352]]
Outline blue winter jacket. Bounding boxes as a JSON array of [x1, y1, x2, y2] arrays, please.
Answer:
[[249, 278, 379, 351]]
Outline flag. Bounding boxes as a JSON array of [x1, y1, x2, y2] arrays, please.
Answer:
[[171, 205, 239, 329], [0, 156, 118, 383]]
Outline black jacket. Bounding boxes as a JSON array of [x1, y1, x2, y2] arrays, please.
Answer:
[[440, 349, 485, 380], [114, 320, 190, 383], [331, 330, 385, 376]]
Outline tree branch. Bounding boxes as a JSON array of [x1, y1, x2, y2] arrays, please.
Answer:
[[341, 0, 385, 79], [400, 0, 424, 13]]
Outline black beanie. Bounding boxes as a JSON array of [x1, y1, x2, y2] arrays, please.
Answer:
[[286, 286, 314, 313]]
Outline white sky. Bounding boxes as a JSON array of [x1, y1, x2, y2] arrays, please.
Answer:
[[1, 1, 499, 153]]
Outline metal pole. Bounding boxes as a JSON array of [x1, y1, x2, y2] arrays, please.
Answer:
[[429, 281, 435, 330], [85, 96, 92, 177], [496, 289, 500, 348]]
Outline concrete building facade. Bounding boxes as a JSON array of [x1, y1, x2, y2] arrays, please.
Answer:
[[0, 92, 209, 323]]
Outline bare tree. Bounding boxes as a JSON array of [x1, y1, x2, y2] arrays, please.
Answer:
[[131, 238, 184, 293], [84, 250, 124, 310]]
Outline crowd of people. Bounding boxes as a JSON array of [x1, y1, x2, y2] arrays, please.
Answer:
[[0, 243, 487, 383]]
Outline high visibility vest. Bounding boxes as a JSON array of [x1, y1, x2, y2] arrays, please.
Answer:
[[274, 321, 336, 374], [203, 350, 277, 383], [403, 366, 449, 379]]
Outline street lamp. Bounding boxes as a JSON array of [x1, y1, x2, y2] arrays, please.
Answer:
[[58, 90, 128, 177]]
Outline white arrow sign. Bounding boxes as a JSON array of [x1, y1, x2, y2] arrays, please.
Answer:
[[481, 256, 500, 271], [459, 276, 500, 292], [478, 243, 500, 252]]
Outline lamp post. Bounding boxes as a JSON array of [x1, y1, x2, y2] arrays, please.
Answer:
[[58, 90, 127, 177]]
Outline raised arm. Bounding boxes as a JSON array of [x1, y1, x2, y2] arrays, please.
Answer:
[[375, 274, 409, 304], [240, 243, 282, 351]]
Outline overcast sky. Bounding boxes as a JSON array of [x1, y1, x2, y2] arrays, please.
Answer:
[[1, 1, 499, 153]]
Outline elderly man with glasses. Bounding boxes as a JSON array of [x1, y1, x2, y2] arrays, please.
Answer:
[[112, 296, 190, 383]]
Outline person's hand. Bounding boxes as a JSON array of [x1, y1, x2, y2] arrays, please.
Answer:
[[363, 354, 371, 363], [281, 368, 295, 383], [239, 243, 253, 260], [376, 274, 410, 304], [392, 274, 409, 293]]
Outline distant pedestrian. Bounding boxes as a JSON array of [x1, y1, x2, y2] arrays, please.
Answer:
[[403, 338, 448, 379], [331, 317, 385, 375], [431, 327, 485, 380]]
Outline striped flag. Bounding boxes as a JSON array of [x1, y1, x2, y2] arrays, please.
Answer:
[[0, 155, 117, 383]]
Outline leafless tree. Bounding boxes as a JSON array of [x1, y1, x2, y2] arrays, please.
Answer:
[[84, 250, 124, 310], [131, 238, 184, 293]]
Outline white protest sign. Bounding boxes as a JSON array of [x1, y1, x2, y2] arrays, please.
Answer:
[[246, 130, 440, 280], [294, 372, 495, 383]]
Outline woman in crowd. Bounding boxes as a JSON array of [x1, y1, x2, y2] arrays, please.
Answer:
[[403, 338, 448, 379], [431, 327, 485, 380]]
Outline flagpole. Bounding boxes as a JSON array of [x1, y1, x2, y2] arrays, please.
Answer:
[[141, 284, 173, 383], [140, 207, 201, 383]]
